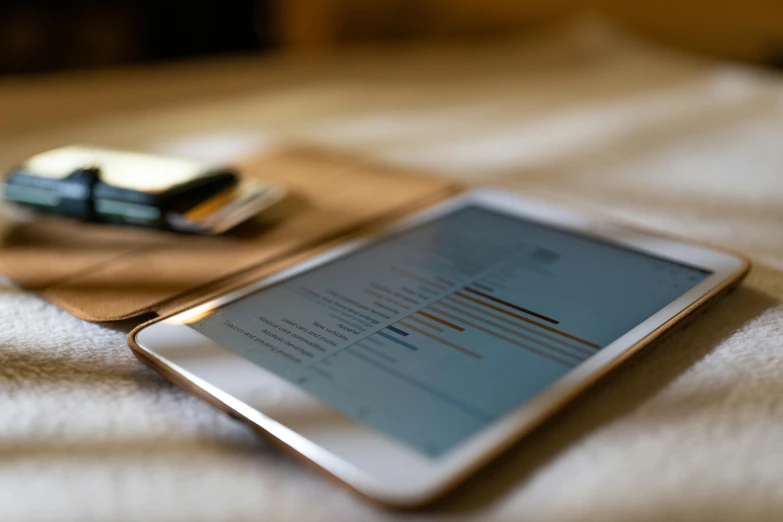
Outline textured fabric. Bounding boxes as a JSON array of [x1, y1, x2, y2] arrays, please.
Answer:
[[1, 21, 783, 521]]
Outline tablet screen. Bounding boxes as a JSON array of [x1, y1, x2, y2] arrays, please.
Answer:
[[188, 206, 710, 457]]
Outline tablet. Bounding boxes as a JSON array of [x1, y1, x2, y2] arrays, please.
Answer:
[[130, 188, 749, 507]]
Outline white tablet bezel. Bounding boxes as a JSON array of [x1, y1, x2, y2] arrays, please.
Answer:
[[130, 188, 749, 507]]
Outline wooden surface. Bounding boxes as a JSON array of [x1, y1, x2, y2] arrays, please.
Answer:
[[277, 0, 783, 63], [0, 20, 714, 171]]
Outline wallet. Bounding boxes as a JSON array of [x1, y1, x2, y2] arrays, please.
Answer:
[[0, 148, 458, 322], [3, 146, 288, 234]]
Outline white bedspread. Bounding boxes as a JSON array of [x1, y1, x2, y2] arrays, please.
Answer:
[[2, 21, 782, 521]]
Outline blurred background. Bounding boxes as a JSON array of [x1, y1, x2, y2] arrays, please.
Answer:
[[3, 0, 783, 74]]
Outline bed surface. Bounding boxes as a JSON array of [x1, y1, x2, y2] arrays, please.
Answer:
[[1, 22, 782, 521]]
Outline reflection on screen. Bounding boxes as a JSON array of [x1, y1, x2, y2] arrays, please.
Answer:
[[189, 207, 710, 457]]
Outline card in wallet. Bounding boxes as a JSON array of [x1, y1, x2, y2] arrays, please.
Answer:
[[0, 148, 458, 322]]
